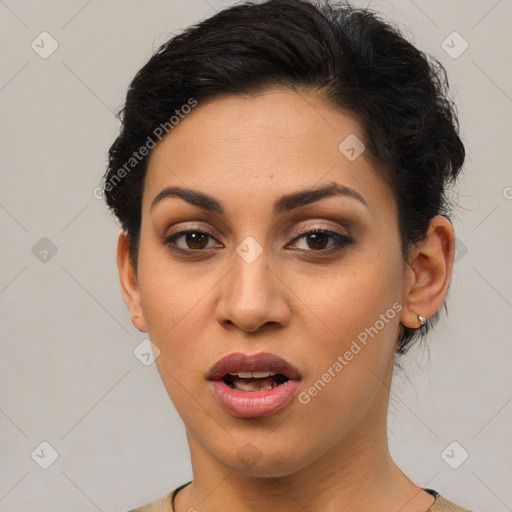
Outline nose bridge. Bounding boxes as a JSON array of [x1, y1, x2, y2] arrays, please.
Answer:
[[233, 240, 270, 300], [215, 236, 289, 332]]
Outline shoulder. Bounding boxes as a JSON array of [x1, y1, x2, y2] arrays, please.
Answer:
[[126, 481, 192, 512], [125, 493, 172, 512], [126, 485, 478, 512], [428, 490, 476, 512]]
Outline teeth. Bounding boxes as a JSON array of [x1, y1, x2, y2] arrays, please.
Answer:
[[233, 377, 277, 392], [227, 371, 278, 378]]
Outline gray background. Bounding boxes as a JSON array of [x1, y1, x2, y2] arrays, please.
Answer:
[[0, 0, 511, 510]]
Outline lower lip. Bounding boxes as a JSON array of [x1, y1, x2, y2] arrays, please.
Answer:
[[209, 379, 300, 418]]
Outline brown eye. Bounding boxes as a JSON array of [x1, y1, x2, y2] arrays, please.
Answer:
[[305, 232, 329, 250], [183, 232, 209, 250], [287, 229, 353, 253], [164, 230, 220, 252]]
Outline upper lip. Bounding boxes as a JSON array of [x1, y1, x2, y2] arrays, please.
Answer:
[[207, 352, 302, 381]]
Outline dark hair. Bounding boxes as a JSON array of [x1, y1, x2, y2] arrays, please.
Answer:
[[103, 0, 465, 354]]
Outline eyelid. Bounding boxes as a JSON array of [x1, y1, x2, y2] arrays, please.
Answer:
[[163, 229, 222, 257], [164, 223, 222, 241], [285, 225, 353, 253], [288, 223, 350, 240]]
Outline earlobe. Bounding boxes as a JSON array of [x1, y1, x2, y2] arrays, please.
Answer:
[[117, 231, 147, 332], [400, 215, 455, 329]]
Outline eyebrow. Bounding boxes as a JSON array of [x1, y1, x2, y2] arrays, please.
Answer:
[[150, 181, 369, 215]]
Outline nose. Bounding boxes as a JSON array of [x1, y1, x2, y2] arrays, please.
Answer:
[[215, 248, 291, 333]]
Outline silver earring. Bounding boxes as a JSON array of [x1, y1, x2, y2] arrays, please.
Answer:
[[418, 315, 426, 326]]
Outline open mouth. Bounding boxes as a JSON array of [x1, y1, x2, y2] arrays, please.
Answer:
[[208, 355, 301, 417], [222, 372, 290, 392]]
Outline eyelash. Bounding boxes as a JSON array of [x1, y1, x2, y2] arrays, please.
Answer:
[[163, 227, 353, 256]]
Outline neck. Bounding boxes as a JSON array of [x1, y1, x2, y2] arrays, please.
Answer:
[[175, 411, 433, 512]]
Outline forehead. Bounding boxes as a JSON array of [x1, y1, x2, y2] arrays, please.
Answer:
[[143, 88, 395, 218]]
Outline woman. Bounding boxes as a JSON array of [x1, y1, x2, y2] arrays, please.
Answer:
[[103, 0, 474, 510]]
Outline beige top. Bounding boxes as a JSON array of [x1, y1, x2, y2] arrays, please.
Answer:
[[127, 482, 475, 512]]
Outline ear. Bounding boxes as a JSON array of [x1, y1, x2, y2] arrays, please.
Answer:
[[400, 215, 456, 329], [117, 231, 147, 332]]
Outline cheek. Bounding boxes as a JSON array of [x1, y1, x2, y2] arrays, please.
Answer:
[[292, 285, 400, 451], [137, 240, 210, 335], [294, 255, 402, 407], [140, 274, 211, 361], [294, 251, 403, 345], [136, 249, 219, 402]]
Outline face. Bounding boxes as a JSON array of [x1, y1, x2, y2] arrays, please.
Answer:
[[122, 88, 418, 477]]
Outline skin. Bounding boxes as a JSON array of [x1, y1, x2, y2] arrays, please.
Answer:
[[117, 87, 455, 512]]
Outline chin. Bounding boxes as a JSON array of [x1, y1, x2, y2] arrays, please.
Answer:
[[213, 440, 313, 478]]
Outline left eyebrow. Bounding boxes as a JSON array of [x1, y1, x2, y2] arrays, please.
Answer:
[[149, 181, 369, 215], [274, 181, 369, 214]]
